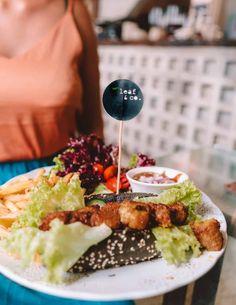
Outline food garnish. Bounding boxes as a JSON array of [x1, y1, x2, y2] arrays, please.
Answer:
[[53, 135, 156, 193], [53, 135, 117, 191], [5, 220, 112, 283], [128, 153, 156, 168], [152, 226, 201, 265], [103, 165, 117, 181]]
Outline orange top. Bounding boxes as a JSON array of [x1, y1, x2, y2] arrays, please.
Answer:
[[0, 0, 83, 162]]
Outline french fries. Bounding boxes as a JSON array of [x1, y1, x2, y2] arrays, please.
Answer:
[[4, 193, 30, 203], [0, 168, 47, 237], [0, 180, 34, 197], [35, 168, 46, 180], [5, 201, 19, 213], [63, 173, 73, 184], [0, 169, 76, 238], [0, 213, 20, 228], [48, 170, 59, 186], [0, 226, 10, 238]]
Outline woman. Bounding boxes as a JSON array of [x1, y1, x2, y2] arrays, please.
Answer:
[[0, 1, 134, 305], [0, 0, 103, 184]]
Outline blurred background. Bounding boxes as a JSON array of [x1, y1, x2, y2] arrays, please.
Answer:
[[84, 0, 236, 159]]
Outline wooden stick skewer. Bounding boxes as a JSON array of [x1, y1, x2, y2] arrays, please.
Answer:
[[116, 121, 124, 194]]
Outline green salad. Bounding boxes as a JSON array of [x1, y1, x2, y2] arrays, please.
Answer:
[[15, 174, 85, 228]]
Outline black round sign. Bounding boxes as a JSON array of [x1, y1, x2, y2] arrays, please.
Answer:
[[102, 79, 144, 121]]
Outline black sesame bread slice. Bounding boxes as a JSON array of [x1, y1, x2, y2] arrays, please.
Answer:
[[70, 227, 160, 273], [85, 192, 156, 205]]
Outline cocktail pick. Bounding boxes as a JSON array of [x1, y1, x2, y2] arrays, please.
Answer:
[[103, 79, 144, 194]]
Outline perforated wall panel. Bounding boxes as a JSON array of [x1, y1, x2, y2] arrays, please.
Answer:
[[99, 46, 236, 158]]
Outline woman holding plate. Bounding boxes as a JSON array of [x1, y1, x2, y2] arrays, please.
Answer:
[[0, 0, 133, 305]]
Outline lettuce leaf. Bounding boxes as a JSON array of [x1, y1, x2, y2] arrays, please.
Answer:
[[16, 175, 85, 228], [5, 220, 112, 283], [52, 155, 64, 172], [152, 225, 201, 265], [128, 154, 139, 168], [137, 180, 202, 220], [92, 183, 112, 194]]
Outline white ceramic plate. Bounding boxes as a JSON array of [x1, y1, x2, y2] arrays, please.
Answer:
[[0, 168, 227, 301]]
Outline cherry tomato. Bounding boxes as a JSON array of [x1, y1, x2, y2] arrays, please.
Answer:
[[120, 173, 130, 190], [93, 163, 104, 175], [106, 176, 117, 192], [106, 174, 130, 192], [104, 165, 117, 181]]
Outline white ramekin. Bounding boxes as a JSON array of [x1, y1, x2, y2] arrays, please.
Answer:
[[126, 166, 189, 194]]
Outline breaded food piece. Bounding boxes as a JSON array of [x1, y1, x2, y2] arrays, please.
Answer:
[[119, 200, 150, 230], [39, 201, 186, 231], [190, 219, 224, 251], [69, 206, 100, 226], [169, 202, 188, 225], [91, 202, 121, 229], [150, 203, 172, 228], [39, 211, 72, 231]]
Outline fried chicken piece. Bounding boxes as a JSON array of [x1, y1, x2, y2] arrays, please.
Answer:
[[150, 203, 172, 228], [38, 200, 188, 233], [119, 200, 150, 230], [169, 202, 188, 225], [91, 202, 121, 229], [190, 219, 224, 251], [39, 211, 72, 231], [69, 206, 100, 226]]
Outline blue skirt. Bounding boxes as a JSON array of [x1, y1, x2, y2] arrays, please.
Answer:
[[0, 158, 134, 305]]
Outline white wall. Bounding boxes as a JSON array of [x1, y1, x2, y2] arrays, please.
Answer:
[[98, 0, 139, 21]]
